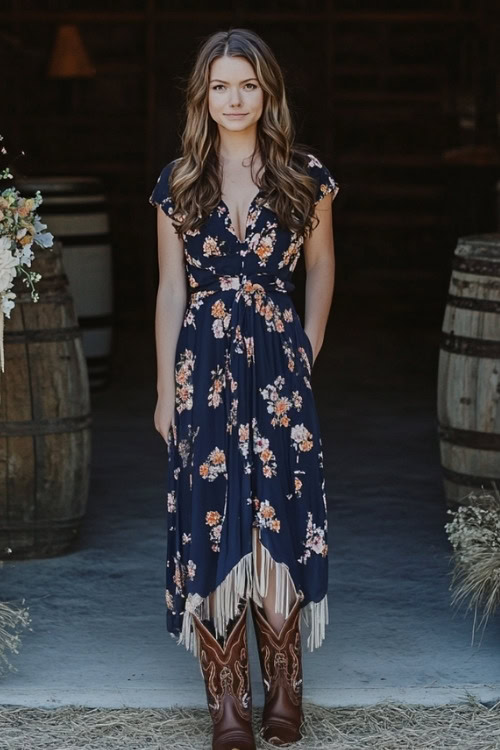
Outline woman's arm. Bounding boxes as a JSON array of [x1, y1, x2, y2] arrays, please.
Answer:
[[154, 206, 187, 440], [302, 192, 336, 365]]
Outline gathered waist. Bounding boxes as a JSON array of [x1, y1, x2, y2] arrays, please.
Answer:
[[189, 272, 295, 297]]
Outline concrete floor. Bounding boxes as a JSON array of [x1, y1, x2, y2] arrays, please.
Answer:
[[1, 275, 499, 709]]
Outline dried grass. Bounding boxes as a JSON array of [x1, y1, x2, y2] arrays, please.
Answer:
[[0, 558, 33, 678], [0, 696, 499, 750], [445, 482, 500, 645]]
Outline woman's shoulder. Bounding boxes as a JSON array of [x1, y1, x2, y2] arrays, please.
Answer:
[[149, 158, 182, 209], [303, 151, 340, 205]]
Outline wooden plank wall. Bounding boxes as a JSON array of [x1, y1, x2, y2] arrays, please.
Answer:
[[1, 0, 499, 327]]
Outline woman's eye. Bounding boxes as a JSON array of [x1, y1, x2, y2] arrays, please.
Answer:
[[212, 83, 257, 91]]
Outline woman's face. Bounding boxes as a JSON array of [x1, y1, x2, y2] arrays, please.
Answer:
[[208, 54, 264, 134]]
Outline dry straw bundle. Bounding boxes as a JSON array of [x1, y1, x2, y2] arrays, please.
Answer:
[[445, 483, 500, 645], [0, 696, 499, 750], [0, 557, 32, 678]]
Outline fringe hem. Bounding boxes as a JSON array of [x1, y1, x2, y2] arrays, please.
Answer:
[[172, 526, 329, 657]]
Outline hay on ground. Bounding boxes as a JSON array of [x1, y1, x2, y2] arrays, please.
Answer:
[[0, 694, 499, 750]]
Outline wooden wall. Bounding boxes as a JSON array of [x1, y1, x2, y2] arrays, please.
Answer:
[[1, 0, 499, 328]]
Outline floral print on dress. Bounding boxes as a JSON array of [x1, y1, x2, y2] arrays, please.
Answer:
[[252, 417, 278, 479], [260, 375, 303, 427], [208, 364, 225, 408], [175, 349, 196, 413], [149, 152, 339, 654], [206, 510, 224, 552], [298, 511, 328, 563], [199, 447, 227, 482], [290, 423, 314, 459], [253, 498, 281, 533]]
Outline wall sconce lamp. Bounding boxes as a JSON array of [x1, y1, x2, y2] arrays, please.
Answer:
[[47, 24, 96, 113], [48, 24, 96, 79]]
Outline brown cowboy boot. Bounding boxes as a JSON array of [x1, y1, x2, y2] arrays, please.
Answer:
[[192, 597, 256, 750], [250, 591, 305, 746]]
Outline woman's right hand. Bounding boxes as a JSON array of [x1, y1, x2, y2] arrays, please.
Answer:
[[154, 393, 176, 444]]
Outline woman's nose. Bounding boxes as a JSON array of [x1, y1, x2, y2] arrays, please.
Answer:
[[228, 88, 242, 105]]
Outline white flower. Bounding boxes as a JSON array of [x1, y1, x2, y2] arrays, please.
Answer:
[[212, 318, 225, 339], [33, 217, 48, 232], [35, 230, 54, 248], [311, 533, 325, 554], [291, 423, 309, 442], [0, 247, 17, 294], [15, 244, 35, 266], [1, 289, 16, 317], [0, 236, 12, 253]]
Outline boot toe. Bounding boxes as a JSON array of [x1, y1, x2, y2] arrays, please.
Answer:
[[216, 728, 256, 750], [261, 720, 303, 746]]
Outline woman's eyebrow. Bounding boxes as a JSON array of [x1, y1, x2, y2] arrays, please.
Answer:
[[210, 78, 258, 83]]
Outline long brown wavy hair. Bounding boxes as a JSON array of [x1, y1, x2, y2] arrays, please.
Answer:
[[167, 28, 324, 239]]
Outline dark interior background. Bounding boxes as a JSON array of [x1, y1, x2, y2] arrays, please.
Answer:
[[1, 0, 499, 358]]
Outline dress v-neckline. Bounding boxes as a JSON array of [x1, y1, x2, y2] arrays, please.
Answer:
[[220, 191, 262, 244]]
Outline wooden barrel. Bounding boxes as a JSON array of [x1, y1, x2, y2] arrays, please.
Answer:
[[437, 233, 500, 507], [16, 176, 114, 391], [0, 241, 92, 560]]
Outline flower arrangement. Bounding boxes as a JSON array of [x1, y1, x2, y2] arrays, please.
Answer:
[[445, 483, 500, 644], [0, 135, 54, 373]]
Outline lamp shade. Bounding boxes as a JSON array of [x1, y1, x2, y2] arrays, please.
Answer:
[[47, 24, 96, 78]]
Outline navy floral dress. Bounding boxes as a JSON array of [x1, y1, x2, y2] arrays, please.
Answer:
[[149, 154, 339, 656]]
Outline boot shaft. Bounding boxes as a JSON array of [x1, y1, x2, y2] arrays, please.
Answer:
[[192, 597, 256, 749], [250, 592, 305, 744]]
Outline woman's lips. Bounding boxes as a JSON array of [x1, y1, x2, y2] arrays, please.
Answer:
[[224, 113, 248, 117]]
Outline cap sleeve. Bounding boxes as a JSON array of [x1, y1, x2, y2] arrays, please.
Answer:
[[307, 153, 340, 205], [149, 159, 177, 212]]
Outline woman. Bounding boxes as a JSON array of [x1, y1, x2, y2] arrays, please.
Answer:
[[150, 27, 339, 750]]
